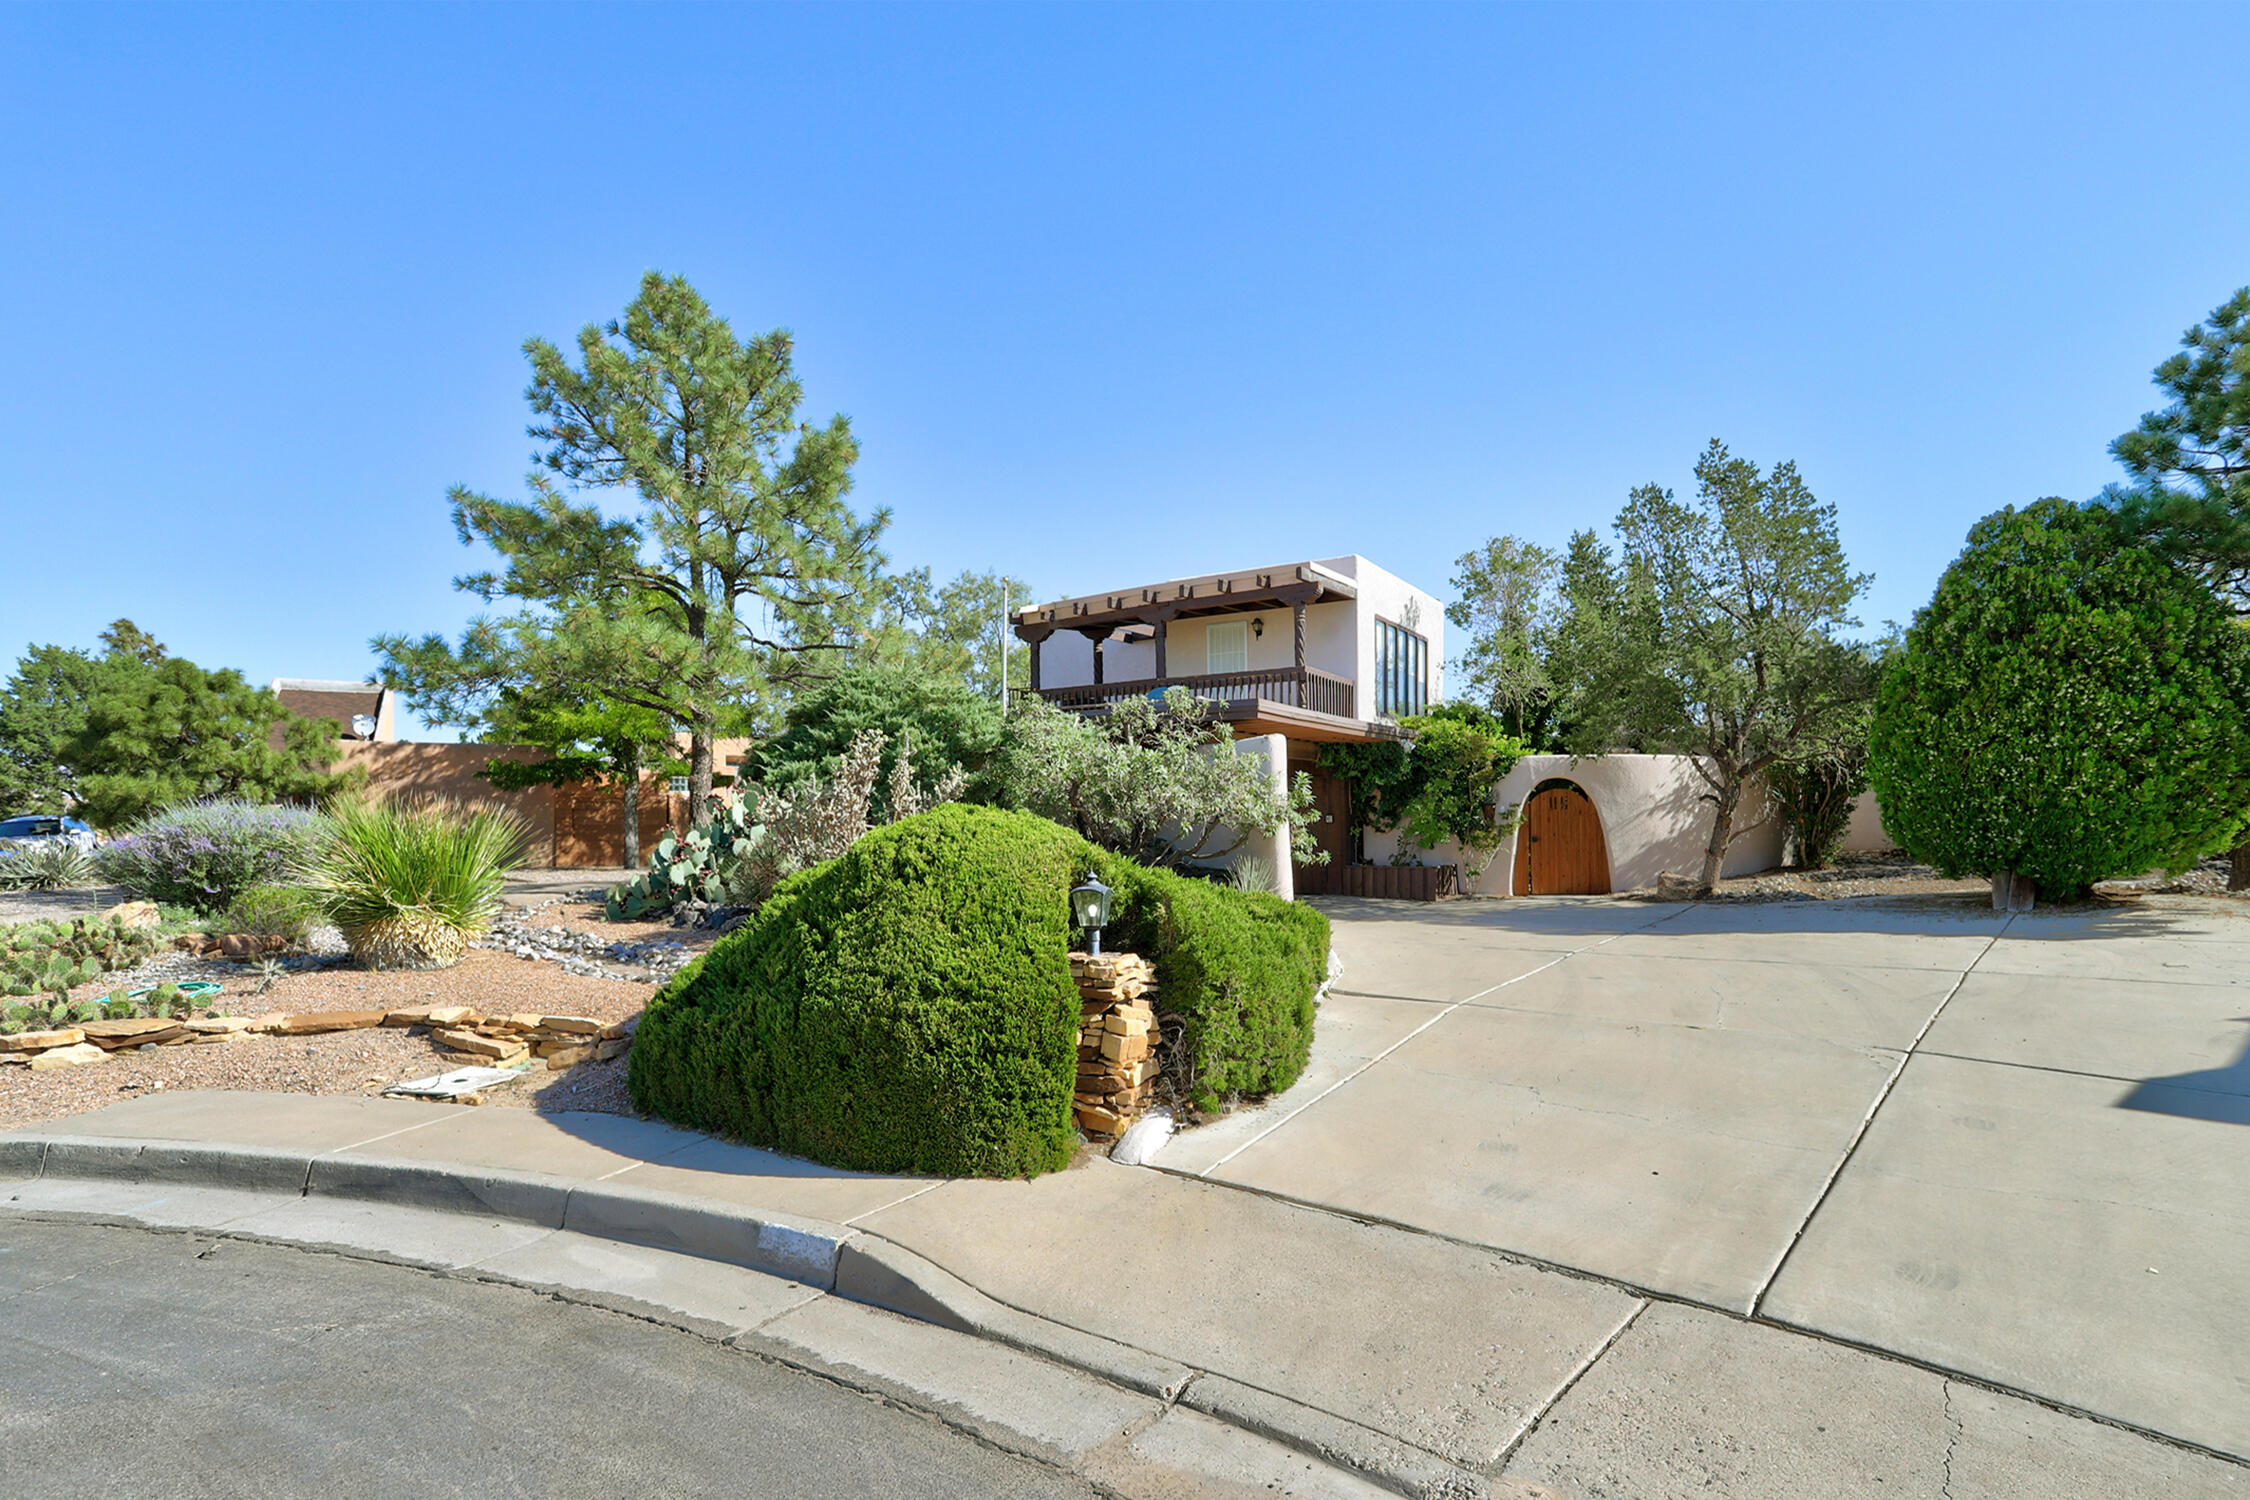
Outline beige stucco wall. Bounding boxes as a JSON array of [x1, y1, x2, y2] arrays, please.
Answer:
[[1227, 733, 1294, 901], [1483, 754, 1785, 895], [1838, 791, 1895, 854], [337, 742, 557, 867]]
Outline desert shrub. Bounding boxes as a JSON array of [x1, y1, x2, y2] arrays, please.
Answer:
[[607, 729, 961, 920], [96, 800, 329, 914], [297, 799, 526, 970], [1000, 692, 1321, 869], [744, 667, 1007, 815], [629, 804, 1088, 1176], [1869, 499, 2250, 898], [222, 883, 323, 947], [1099, 859, 1329, 1110], [0, 840, 98, 891], [629, 803, 1333, 1172], [1770, 743, 1869, 870]]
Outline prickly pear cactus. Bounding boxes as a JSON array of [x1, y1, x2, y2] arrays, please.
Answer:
[[606, 799, 766, 920]]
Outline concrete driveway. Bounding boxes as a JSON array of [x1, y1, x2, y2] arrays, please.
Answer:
[[1163, 892, 2250, 1463]]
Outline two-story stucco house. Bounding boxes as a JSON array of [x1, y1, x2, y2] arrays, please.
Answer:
[[1013, 555, 1445, 897]]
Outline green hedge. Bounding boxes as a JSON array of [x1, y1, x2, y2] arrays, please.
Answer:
[[1098, 859, 1328, 1109], [627, 803, 1330, 1175]]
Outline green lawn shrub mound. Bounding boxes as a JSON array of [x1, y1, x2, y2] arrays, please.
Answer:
[[1869, 498, 2250, 898], [1103, 861, 1327, 1109], [628, 802, 1330, 1176], [629, 804, 1090, 1176]]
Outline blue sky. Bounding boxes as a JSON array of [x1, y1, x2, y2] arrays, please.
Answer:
[[4, 3, 2246, 739]]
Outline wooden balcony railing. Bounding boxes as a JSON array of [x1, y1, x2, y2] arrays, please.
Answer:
[[1037, 665, 1355, 719]]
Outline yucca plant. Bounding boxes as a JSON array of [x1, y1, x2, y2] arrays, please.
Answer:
[[0, 840, 99, 892], [297, 798, 527, 971]]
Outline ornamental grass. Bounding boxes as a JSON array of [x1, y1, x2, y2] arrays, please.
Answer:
[[297, 798, 527, 971]]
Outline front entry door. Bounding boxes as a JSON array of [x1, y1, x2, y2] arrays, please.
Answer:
[[1294, 762, 1350, 894], [1513, 783, 1611, 895]]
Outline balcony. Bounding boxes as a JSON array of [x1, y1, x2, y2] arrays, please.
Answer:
[[1038, 664, 1355, 720]]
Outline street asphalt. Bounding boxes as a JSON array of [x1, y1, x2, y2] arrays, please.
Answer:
[[6, 890, 2248, 1497], [0, 1219, 1099, 1500]]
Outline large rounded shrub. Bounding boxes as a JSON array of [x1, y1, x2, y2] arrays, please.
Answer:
[[630, 804, 1091, 1176], [1869, 498, 2250, 897], [628, 802, 1330, 1175]]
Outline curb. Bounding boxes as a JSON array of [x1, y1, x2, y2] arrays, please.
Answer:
[[0, 1132, 1488, 1499]]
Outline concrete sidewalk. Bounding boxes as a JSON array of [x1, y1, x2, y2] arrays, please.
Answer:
[[5, 1088, 2240, 1498]]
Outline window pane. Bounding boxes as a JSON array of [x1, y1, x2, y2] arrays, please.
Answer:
[[1207, 621, 1249, 675]]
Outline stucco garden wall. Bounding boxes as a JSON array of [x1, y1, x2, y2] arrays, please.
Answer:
[[1838, 791, 1896, 854], [1482, 754, 1782, 894]]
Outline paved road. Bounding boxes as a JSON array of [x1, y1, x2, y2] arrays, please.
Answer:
[[0, 1220, 1098, 1500]]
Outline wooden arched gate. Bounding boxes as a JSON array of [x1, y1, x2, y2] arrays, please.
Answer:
[[1512, 781, 1611, 895]]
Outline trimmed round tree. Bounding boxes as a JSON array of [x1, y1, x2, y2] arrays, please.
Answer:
[[1869, 498, 2250, 898]]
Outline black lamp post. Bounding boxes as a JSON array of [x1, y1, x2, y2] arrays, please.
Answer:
[[1069, 871, 1114, 955]]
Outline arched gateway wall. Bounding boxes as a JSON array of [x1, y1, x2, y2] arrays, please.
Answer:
[[1360, 751, 1896, 896], [1491, 754, 1781, 896]]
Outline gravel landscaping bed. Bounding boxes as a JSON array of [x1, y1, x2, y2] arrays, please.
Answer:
[[0, 942, 656, 1132], [1636, 850, 2247, 903]]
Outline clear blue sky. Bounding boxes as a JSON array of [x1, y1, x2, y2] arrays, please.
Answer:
[[5, 3, 2246, 739]]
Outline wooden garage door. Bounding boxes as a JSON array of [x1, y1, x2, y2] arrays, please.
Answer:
[[1512, 783, 1611, 895]]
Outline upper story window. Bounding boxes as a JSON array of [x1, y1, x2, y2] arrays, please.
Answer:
[[1206, 620, 1249, 675], [1374, 618, 1428, 717]]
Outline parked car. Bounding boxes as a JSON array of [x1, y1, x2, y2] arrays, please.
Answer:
[[0, 814, 97, 852]]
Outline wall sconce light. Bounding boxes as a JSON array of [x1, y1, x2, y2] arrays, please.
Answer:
[[1251, 617, 1264, 639]]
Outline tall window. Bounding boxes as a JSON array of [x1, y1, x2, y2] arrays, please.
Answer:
[[1206, 620, 1249, 675], [1374, 618, 1428, 717]]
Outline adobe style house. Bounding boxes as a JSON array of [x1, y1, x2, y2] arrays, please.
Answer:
[[1015, 556, 1445, 898]]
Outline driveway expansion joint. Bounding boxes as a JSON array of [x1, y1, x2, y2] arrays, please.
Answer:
[[1747, 916, 2014, 1315]]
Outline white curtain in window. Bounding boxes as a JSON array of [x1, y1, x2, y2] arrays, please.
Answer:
[[1206, 620, 1249, 675]]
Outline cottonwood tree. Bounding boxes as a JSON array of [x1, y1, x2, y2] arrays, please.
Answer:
[[1550, 441, 1876, 893], [2102, 287, 2250, 886], [862, 568, 1036, 702], [1446, 537, 1563, 745], [392, 273, 885, 825]]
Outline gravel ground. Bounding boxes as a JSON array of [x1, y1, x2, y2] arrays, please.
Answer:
[[1636, 849, 2248, 903], [0, 884, 135, 925], [4, 895, 682, 1131]]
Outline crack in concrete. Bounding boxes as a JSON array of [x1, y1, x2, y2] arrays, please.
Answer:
[[1939, 1379, 1961, 1499], [1746, 915, 2015, 1316]]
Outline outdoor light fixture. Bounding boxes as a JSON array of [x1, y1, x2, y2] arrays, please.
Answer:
[[1251, 617, 1264, 638], [1069, 871, 1114, 955]]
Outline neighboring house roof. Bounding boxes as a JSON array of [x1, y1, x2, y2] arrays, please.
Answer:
[[271, 678, 394, 741]]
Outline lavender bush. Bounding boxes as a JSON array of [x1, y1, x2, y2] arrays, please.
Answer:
[[95, 799, 330, 915]]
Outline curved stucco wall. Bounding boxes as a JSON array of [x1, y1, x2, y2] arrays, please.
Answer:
[[1347, 751, 1894, 896], [1485, 755, 1785, 894]]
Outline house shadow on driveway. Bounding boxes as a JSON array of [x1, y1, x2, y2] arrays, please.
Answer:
[[2120, 1022, 2250, 1126]]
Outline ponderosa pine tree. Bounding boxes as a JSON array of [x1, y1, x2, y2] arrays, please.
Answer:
[[392, 273, 885, 825]]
